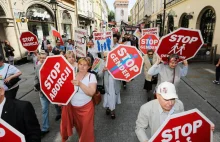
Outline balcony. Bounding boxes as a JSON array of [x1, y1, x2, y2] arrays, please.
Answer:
[[166, 0, 184, 8]]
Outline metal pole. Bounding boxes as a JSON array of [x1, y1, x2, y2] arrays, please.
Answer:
[[162, 0, 166, 36], [54, 10, 58, 30]]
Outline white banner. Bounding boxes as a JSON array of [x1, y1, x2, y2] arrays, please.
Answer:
[[142, 27, 159, 37], [74, 28, 87, 57]]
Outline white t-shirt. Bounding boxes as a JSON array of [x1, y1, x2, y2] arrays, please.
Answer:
[[71, 73, 97, 106], [0, 63, 20, 91]]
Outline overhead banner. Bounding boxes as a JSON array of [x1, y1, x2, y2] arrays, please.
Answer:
[[142, 27, 159, 37], [74, 28, 87, 57], [93, 31, 113, 52]]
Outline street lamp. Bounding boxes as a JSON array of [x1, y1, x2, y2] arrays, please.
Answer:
[[49, 0, 58, 30]]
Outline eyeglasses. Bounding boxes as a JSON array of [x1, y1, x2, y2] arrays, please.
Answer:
[[148, 54, 153, 55]]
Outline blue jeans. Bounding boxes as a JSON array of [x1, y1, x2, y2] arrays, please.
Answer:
[[39, 93, 50, 131]]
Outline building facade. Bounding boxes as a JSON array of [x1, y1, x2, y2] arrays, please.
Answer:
[[77, 0, 94, 35], [101, 0, 109, 32], [0, 0, 77, 60], [114, 0, 129, 30]]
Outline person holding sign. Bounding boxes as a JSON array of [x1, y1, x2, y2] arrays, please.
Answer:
[[135, 82, 184, 142], [98, 52, 121, 119], [61, 57, 97, 142], [148, 54, 188, 93]]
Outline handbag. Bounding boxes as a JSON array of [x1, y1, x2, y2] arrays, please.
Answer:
[[97, 85, 105, 94], [4, 65, 21, 88], [92, 91, 101, 105]]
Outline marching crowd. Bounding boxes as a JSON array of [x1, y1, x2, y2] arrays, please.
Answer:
[[0, 32, 215, 142]]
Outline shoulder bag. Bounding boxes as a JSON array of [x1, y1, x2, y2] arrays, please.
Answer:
[[89, 73, 101, 105], [4, 65, 21, 89]]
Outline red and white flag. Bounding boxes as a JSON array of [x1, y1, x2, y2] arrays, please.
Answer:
[[51, 26, 64, 45]]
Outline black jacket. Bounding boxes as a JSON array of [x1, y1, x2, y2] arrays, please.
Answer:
[[4, 45, 14, 57], [2, 99, 41, 142]]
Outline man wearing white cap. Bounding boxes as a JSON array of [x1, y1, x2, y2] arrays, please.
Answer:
[[135, 82, 184, 142]]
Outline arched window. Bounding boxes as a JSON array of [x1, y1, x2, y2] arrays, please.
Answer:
[[167, 15, 174, 33], [0, 5, 6, 16], [200, 9, 216, 45], [180, 14, 189, 28]]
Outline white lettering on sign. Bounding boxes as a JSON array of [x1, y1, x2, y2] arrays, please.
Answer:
[[110, 48, 139, 79], [22, 37, 34, 42], [0, 128, 5, 137], [44, 63, 71, 100], [141, 39, 158, 45], [168, 35, 198, 55], [161, 120, 202, 142], [32, 9, 50, 20]]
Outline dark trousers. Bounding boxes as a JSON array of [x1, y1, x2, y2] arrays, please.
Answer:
[[122, 81, 126, 86], [5, 85, 19, 99], [216, 66, 220, 81], [55, 105, 61, 115]]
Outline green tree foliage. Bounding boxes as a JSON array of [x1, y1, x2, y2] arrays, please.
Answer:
[[108, 10, 115, 22]]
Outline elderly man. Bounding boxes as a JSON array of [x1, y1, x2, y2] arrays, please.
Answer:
[[47, 44, 54, 56], [135, 82, 184, 142], [0, 82, 41, 142]]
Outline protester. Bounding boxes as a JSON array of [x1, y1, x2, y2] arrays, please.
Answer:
[[47, 44, 54, 56], [61, 57, 97, 142], [52, 40, 65, 55], [148, 54, 188, 92], [0, 54, 22, 99], [0, 84, 41, 142], [4, 40, 15, 65], [143, 49, 157, 101], [87, 35, 99, 59], [34, 51, 50, 137], [27, 50, 39, 70], [41, 36, 50, 53], [98, 52, 121, 119], [135, 82, 184, 142], [213, 58, 220, 85], [66, 50, 78, 74], [66, 39, 75, 52]]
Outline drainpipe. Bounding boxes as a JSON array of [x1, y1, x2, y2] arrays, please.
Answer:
[[8, 0, 23, 59], [162, 0, 166, 36]]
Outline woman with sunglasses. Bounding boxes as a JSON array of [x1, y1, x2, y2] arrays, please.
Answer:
[[60, 57, 97, 142], [148, 54, 188, 93], [143, 49, 158, 101]]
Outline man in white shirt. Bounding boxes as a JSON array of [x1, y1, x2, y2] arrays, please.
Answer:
[[135, 82, 184, 142]]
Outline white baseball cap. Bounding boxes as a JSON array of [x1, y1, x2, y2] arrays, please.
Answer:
[[156, 82, 178, 100]]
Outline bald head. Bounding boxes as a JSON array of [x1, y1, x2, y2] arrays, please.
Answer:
[[47, 44, 53, 52]]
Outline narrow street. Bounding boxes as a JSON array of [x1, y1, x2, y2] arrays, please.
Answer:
[[16, 62, 220, 142]]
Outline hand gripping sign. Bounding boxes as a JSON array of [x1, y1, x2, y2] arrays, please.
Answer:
[[156, 28, 204, 63], [106, 45, 143, 81], [149, 109, 214, 142], [139, 34, 159, 54], [0, 119, 25, 142], [39, 55, 76, 105], [20, 31, 39, 52]]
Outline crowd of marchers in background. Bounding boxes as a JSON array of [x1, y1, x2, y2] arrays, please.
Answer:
[[0, 30, 215, 142]]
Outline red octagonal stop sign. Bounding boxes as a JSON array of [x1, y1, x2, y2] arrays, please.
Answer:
[[39, 55, 76, 105], [139, 34, 159, 54], [0, 119, 25, 142], [106, 45, 143, 81], [20, 31, 39, 52], [156, 28, 204, 63], [149, 109, 214, 142]]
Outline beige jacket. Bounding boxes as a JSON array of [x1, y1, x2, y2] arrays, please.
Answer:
[[135, 99, 184, 142], [143, 54, 157, 81]]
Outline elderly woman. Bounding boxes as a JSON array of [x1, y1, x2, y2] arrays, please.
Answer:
[[60, 57, 97, 142], [0, 54, 22, 99], [148, 54, 188, 92], [98, 52, 121, 119]]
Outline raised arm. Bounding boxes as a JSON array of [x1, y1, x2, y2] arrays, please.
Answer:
[[180, 60, 188, 76]]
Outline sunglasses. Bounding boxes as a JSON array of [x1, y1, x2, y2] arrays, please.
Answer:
[[104, 56, 107, 58], [148, 54, 153, 55]]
